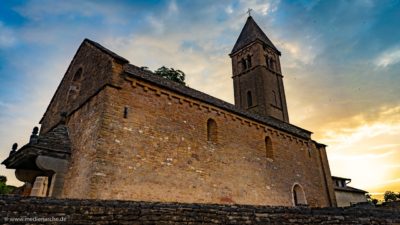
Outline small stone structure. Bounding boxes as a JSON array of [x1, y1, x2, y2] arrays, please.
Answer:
[[0, 195, 399, 225], [332, 176, 368, 207]]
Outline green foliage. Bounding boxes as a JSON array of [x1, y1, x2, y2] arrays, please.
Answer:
[[0, 176, 6, 183], [0, 175, 13, 194], [154, 66, 186, 85], [384, 191, 399, 202]]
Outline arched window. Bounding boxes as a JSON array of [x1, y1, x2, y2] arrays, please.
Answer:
[[247, 91, 253, 108], [241, 58, 247, 71], [292, 184, 307, 206], [67, 68, 83, 103], [265, 136, 273, 159], [246, 55, 252, 68], [266, 56, 272, 69], [207, 119, 217, 143]]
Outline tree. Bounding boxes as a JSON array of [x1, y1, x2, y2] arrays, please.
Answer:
[[0, 175, 14, 194], [0, 176, 6, 183], [154, 66, 186, 85], [384, 191, 399, 202], [366, 193, 379, 205]]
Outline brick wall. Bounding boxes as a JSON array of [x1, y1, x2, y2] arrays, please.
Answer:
[[1, 195, 399, 225]]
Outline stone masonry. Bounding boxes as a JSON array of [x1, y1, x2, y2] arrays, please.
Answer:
[[1, 195, 399, 225]]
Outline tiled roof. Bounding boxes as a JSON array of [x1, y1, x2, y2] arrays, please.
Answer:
[[231, 16, 279, 55], [33, 124, 71, 153], [2, 124, 71, 169]]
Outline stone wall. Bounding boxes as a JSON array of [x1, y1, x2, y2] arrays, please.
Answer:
[[74, 75, 335, 207], [61, 90, 108, 199], [0, 195, 399, 225], [39, 40, 122, 134], [335, 190, 368, 207]]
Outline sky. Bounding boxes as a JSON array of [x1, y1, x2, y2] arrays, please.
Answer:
[[0, 0, 399, 199]]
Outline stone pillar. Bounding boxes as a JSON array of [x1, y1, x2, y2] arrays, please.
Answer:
[[15, 169, 43, 196], [35, 156, 69, 198], [30, 176, 48, 197]]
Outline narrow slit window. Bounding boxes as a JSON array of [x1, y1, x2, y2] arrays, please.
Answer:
[[207, 119, 217, 143], [272, 91, 277, 106], [123, 107, 128, 118], [265, 136, 273, 159]]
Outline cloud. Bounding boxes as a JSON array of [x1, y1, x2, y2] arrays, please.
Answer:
[[318, 105, 400, 191], [330, 151, 396, 161], [146, 15, 165, 34], [0, 22, 17, 48], [225, 5, 234, 14], [239, 0, 278, 16], [104, 32, 233, 103], [368, 143, 400, 151], [15, 0, 131, 24], [168, 0, 179, 14], [375, 46, 400, 67]]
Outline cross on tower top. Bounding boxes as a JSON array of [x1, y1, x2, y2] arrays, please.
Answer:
[[246, 8, 253, 17]]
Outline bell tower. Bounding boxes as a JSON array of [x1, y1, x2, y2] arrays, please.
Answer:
[[230, 16, 289, 122]]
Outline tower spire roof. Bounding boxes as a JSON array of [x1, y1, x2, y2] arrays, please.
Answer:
[[231, 16, 279, 55]]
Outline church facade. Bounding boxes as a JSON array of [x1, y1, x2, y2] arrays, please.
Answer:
[[3, 16, 337, 207]]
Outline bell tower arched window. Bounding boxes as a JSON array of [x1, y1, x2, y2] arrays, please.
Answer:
[[271, 59, 276, 71], [247, 91, 253, 108], [246, 55, 252, 68], [207, 119, 217, 143], [241, 58, 247, 71], [266, 56, 272, 69]]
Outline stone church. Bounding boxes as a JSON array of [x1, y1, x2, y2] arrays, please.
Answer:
[[3, 16, 337, 207]]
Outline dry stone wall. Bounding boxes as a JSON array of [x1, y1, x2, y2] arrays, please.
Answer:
[[0, 196, 399, 225]]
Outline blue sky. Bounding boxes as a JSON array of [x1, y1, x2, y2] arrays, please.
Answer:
[[0, 0, 399, 197]]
